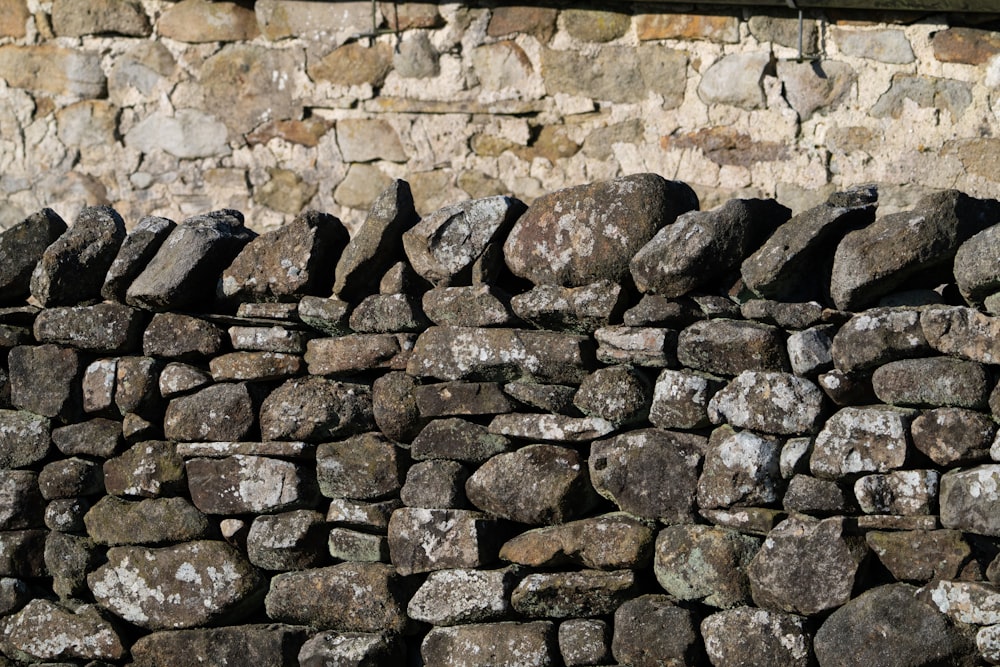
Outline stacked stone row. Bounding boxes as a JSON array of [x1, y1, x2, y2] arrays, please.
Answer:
[[4, 174, 1000, 665]]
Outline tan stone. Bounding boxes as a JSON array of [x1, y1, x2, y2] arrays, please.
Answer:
[[943, 138, 1000, 181], [336, 118, 407, 163], [334, 163, 392, 209], [381, 2, 442, 30], [157, 0, 259, 42], [246, 118, 331, 148], [471, 42, 534, 91], [253, 168, 318, 214], [0, 45, 106, 99], [51, 0, 150, 37], [488, 6, 558, 43], [514, 126, 579, 164], [563, 8, 630, 43], [471, 134, 517, 157], [933, 27, 1000, 65], [56, 101, 117, 149], [0, 0, 29, 38], [308, 43, 393, 87], [458, 171, 506, 199], [637, 13, 739, 43], [409, 170, 465, 216], [826, 126, 881, 153], [661, 127, 787, 167], [256, 0, 372, 40]]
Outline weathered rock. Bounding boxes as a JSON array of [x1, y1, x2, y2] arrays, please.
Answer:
[[38, 457, 103, 499], [940, 465, 1000, 536], [866, 530, 971, 582], [830, 191, 1000, 310], [631, 199, 789, 297], [648, 368, 721, 429], [0, 471, 42, 529], [410, 418, 513, 463], [2, 599, 125, 662], [421, 622, 557, 667], [698, 426, 785, 510], [708, 371, 825, 435], [8, 344, 81, 421], [317, 433, 403, 500], [541, 44, 687, 107], [102, 216, 176, 302], [88, 541, 263, 630], [297, 296, 350, 336], [297, 631, 404, 667], [612, 594, 702, 666], [164, 383, 256, 441], [748, 515, 868, 615], [127, 210, 255, 311], [305, 333, 413, 374], [912, 407, 995, 466], [871, 73, 972, 120], [408, 566, 520, 625], [918, 579, 1000, 626], [740, 299, 829, 329], [103, 440, 185, 498], [34, 302, 144, 353], [52, 418, 122, 458], [623, 294, 701, 327], [488, 413, 614, 443], [0, 43, 106, 97], [593, 325, 679, 367], [504, 174, 698, 287], [131, 625, 307, 667], [787, 325, 835, 376], [815, 583, 974, 667], [209, 351, 303, 381], [500, 513, 654, 570], [854, 469, 938, 515], [678, 319, 789, 376], [0, 530, 45, 576], [590, 428, 704, 522], [327, 527, 389, 563], [422, 285, 516, 327], [371, 371, 423, 443], [510, 281, 627, 333], [260, 377, 373, 441], [557, 618, 610, 666], [269, 566, 405, 633], [143, 312, 224, 359], [348, 293, 428, 333], [654, 524, 760, 609], [30, 206, 126, 307], [501, 382, 577, 417], [512, 569, 637, 618], [326, 498, 400, 531], [872, 356, 989, 408], [571, 365, 651, 425], [921, 305, 1000, 365], [222, 210, 347, 302], [186, 455, 316, 514], [701, 607, 812, 667], [955, 223, 1000, 308], [246, 510, 327, 571], [809, 406, 915, 479], [399, 459, 468, 509], [414, 381, 514, 417], [831, 308, 929, 373], [0, 209, 67, 303], [45, 530, 99, 598], [778, 59, 857, 120], [698, 52, 771, 109], [388, 507, 498, 575], [84, 495, 209, 546], [466, 444, 597, 524], [783, 474, 857, 515], [45, 497, 90, 532], [0, 410, 51, 468]]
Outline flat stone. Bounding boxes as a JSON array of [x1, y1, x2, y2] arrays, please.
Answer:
[[52, 419, 121, 460], [247, 510, 327, 571], [51, 0, 149, 36], [872, 356, 989, 408], [143, 312, 224, 359], [102, 216, 176, 302], [511, 281, 627, 333], [749, 13, 819, 50], [259, 377, 373, 442], [836, 28, 914, 63], [298, 297, 351, 336], [157, 0, 260, 42], [922, 306, 1000, 364], [541, 45, 687, 107], [413, 381, 514, 418], [316, 433, 403, 500], [0, 410, 51, 469], [698, 52, 771, 109], [125, 109, 231, 159], [297, 631, 404, 667], [327, 527, 390, 562], [0, 209, 67, 303], [305, 334, 413, 374], [84, 496, 209, 546], [933, 27, 1000, 65], [783, 474, 857, 515], [348, 294, 428, 333], [209, 352, 303, 382], [831, 307, 929, 373], [593, 325, 678, 367], [33, 303, 144, 353], [512, 569, 637, 619], [698, 426, 784, 510], [504, 174, 696, 287], [563, 8, 629, 42], [488, 5, 557, 41], [809, 406, 915, 479], [407, 566, 520, 625], [410, 418, 513, 463], [787, 325, 835, 376], [158, 362, 212, 399], [612, 595, 701, 666], [103, 441, 185, 498], [327, 498, 400, 531], [164, 383, 256, 442], [678, 319, 789, 376], [866, 530, 970, 582], [186, 455, 316, 514], [228, 326, 306, 354], [0, 44, 106, 98], [8, 344, 81, 421], [422, 285, 516, 327], [740, 299, 831, 330], [388, 507, 498, 575], [654, 524, 761, 609], [421, 622, 557, 667], [637, 13, 739, 42], [130, 625, 308, 667], [500, 513, 654, 570], [505, 381, 579, 416], [940, 465, 1000, 536], [2, 599, 125, 662], [38, 457, 103, 499], [487, 413, 615, 443], [400, 459, 468, 509], [708, 371, 825, 435], [308, 41, 393, 87], [701, 607, 812, 667]]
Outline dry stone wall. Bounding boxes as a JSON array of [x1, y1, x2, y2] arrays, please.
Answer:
[[4, 174, 1000, 665], [1, 1, 1000, 233]]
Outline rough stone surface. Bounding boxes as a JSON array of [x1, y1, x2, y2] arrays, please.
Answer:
[[407, 566, 520, 626], [511, 569, 638, 618], [872, 356, 989, 408], [809, 406, 914, 479], [912, 406, 995, 466], [697, 426, 784, 510], [260, 377, 373, 442], [500, 513, 654, 570], [164, 383, 256, 442], [612, 594, 702, 667], [102, 440, 185, 498], [654, 524, 760, 609], [247, 510, 327, 571], [388, 507, 498, 575], [9, 344, 81, 421], [2, 599, 125, 662], [678, 319, 790, 376], [866, 529, 970, 582], [410, 417, 512, 463], [130, 625, 307, 667], [84, 495, 209, 546], [421, 622, 557, 667], [940, 465, 1000, 536], [0, 410, 51, 469], [708, 371, 825, 435], [701, 607, 812, 667], [187, 455, 316, 514], [831, 307, 929, 373], [33, 302, 144, 353], [0, 209, 67, 303], [316, 433, 403, 500]]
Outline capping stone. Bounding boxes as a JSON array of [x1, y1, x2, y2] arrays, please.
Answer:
[[0, 208, 67, 303]]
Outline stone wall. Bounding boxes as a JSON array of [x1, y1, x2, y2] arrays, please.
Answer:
[[4, 174, 1000, 664], [1, 0, 999, 233]]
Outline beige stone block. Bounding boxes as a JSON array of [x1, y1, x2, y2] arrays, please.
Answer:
[[51, 0, 150, 37], [336, 118, 407, 163], [637, 13, 739, 43], [0, 45, 106, 99], [157, 0, 259, 42], [0, 0, 29, 38]]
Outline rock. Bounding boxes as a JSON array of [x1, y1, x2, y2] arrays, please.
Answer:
[[88, 541, 263, 630], [740, 299, 829, 329], [308, 41, 393, 86], [649, 369, 723, 430], [783, 474, 857, 515], [45, 497, 90, 532], [836, 28, 914, 63], [2, 599, 125, 662], [622, 294, 700, 327], [0, 209, 67, 303], [504, 382, 579, 417], [127, 210, 255, 311], [392, 30, 439, 77], [922, 305, 1000, 365], [708, 371, 825, 435], [940, 465, 1000, 536], [654, 524, 760, 609], [572, 365, 651, 425], [831, 307, 929, 373], [611, 594, 702, 666], [918, 580, 1000, 625], [334, 180, 419, 303], [30, 206, 125, 307], [102, 216, 176, 302], [157, 363, 212, 399], [871, 357, 989, 408], [933, 27, 1000, 65], [489, 5, 557, 40], [38, 457, 103, 499], [327, 528, 390, 563], [809, 406, 915, 479], [45, 530, 99, 597], [388, 507, 498, 575], [747, 515, 868, 615], [487, 413, 614, 442], [422, 285, 515, 327], [500, 513, 654, 570], [542, 43, 687, 106], [186, 456, 316, 514], [51, 0, 149, 36], [593, 325, 678, 367], [563, 7, 629, 41], [854, 469, 938, 515], [164, 383, 257, 442], [246, 510, 327, 570], [102, 441, 185, 498], [304, 333, 413, 374], [371, 371, 423, 443], [8, 344, 81, 421], [400, 459, 468, 509], [697, 426, 784, 510], [866, 530, 970, 582], [830, 191, 1000, 310], [297, 631, 404, 667], [630, 199, 789, 297], [410, 418, 512, 463], [298, 296, 350, 336], [317, 433, 404, 499], [701, 607, 812, 667], [130, 625, 307, 667], [698, 52, 771, 109], [421, 622, 557, 667], [84, 496, 209, 545], [589, 428, 704, 522], [156, 0, 260, 42], [511, 281, 627, 333], [327, 497, 400, 531], [741, 188, 875, 301], [557, 618, 610, 666], [414, 381, 514, 417], [125, 109, 230, 159], [222, 210, 347, 302], [209, 351, 303, 381], [229, 326, 306, 353], [259, 377, 373, 442], [777, 59, 857, 120], [677, 319, 790, 376], [787, 325, 835, 376], [143, 312, 224, 359], [0, 530, 45, 576], [912, 407, 995, 466], [349, 294, 428, 333], [0, 410, 51, 468], [871, 74, 972, 120], [33, 302, 144, 353], [407, 566, 520, 625], [637, 12, 739, 42], [956, 223, 1000, 306], [466, 444, 596, 524], [511, 569, 637, 619], [0, 471, 42, 529], [503, 174, 697, 287], [814, 584, 973, 667]]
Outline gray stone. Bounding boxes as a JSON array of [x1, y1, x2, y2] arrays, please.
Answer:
[[52, 418, 121, 458], [371, 371, 423, 443], [558, 618, 610, 666], [512, 570, 638, 620], [582, 119, 644, 160], [260, 377, 373, 442], [8, 344, 81, 421], [749, 13, 818, 50], [871, 74, 972, 120], [500, 513, 654, 570], [504, 382, 579, 417], [623, 294, 701, 327], [51, 0, 149, 36], [164, 383, 256, 442], [247, 510, 327, 570], [814, 584, 973, 667], [103, 441, 185, 498], [855, 468, 938, 516], [573, 365, 651, 426], [143, 312, 224, 359], [740, 299, 829, 329], [649, 369, 722, 430], [777, 60, 856, 120], [0, 577, 30, 616], [510, 281, 627, 333], [348, 293, 428, 333], [422, 285, 516, 327], [0, 44, 106, 98], [0, 471, 42, 529], [0, 410, 50, 469], [186, 455, 316, 514], [748, 515, 868, 615], [304, 333, 413, 374], [831, 308, 929, 373], [33, 302, 144, 353], [298, 296, 351, 336], [503, 173, 697, 287], [88, 541, 263, 630], [30, 205, 126, 307], [698, 52, 771, 109], [956, 223, 1000, 306], [394, 31, 440, 78], [654, 524, 760, 609], [209, 351, 303, 382], [317, 433, 403, 500], [866, 529, 970, 582], [783, 474, 857, 515], [388, 507, 498, 575], [917, 579, 1000, 625], [611, 595, 701, 667], [400, 459, 468, 509], [45, 531, 100, 598], [466, 444, 597, 524], [297, 631, 404, 667], [912, 407, 995, 466], [0, 530, 45, 577], [0, 209, 67, 303], [229, 326, 306, 353], [835, 28, 915, 63], [327, 498, 400, 531], [421, 622, 557, 667], [593, 325, 678, 367], [708, 371, 825, 435], [414, 381, 514, 417], [2, 599, 125, 662], [590, 428, 704, 522], [697, 426, 784, 510], [410, 418, 513, 463], [678, 319, 789, 376], [940, 465, 1000, 536], [787, 325, 835, 376], [922, 305, 1000, 365], [542, 45, 687, 106], [131, 625, 308, 667], [327, 527, 389, 562], [408, 566, 519, 625], [38, 457, 103, 500], [701, 607, 812, 667], [124, 109, 230, 159], [630, 199, 789, 297], [872, 356, 989, 408], [84, 496, 209, 546], [335, 118, 407, 163], [810, 406, 915, 479]]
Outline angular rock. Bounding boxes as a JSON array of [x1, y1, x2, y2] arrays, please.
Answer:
[[921, 305, 1000, 365], [698, 52, 771, 109], [831, 307, 929, 373], [209, 351, 303, 382], [84, 495, 209, 546], [488, 413, 614, 443], [866, 530, 970, 582], [510, 281, 627, 333], [830, 191, 1000, 310], [654, 524, 761, 609], [940, 465, 1000, 536], [410, 418, 513, 463], [593, 325, 678, 367], [305, 333, 413, 374], [114, 355, 161, 416], [414, 381, 515, 417], [8, 344, 81, 420], [102, 216, 176, 302], [297, 631, 404, 667], [422, 285, 516, 327], [697, 426, 784, 510], [747, 515, 868, 615], [164, 383, 256, 442], [2, 599, 125, 662], [126, 210, 255, 311], [612, 595, 702, 667], [34, 302, 144, 353], [563, 7, 629, 41], [512, 569, 637, 619], [45, 530, 99, 598], [572, 365, 651, 426], [500, 513, 654, 570], [740, 299, 829, 329], [558, 618, 611, 667], [466, 444, 596, 524], [89, 541, 263, 630], [912, 407, 995, 466], [45, 497, 90, 532], [0, 471, 42, 530], [103, 440, 185, 498], [38, 457, 103, 499], [787, 325, 835, 376], [0, 208, 67, 303], [371, 371, 422, 443], [297, 296, 351, 336], [400, 459, 468, 509], [187, 455, 315, 514], [871, 73, 972, 120], [777, 59, 857, 120], [630, 199, 790, 297], [388, 507, 498, 575], [872, 356, 989, 408], [327, 527, 389, 562], [52, 418, 122, 458], [814, 584, 973, 667], [349, 293, 428, 333], [30, 206, 126, 307], [678, 319, 789, 376], [504, 174, 698, 287], [541, 43, 687, 106], [649, 368, 722, 429], [0, 410, 51, 469], [326, 498, 400, 531], [590, 428, 704, 522], [246, 509, 327, 571], [854, 469, 938, 515], [701, 607, 812, 667], [143, 312, 224, 360], [156, 363, 212, 400], [421, 622, 557, 667], [222, 210, 347, 302], [408, 566, 520, 626], [317, 433, 403, 500], [783, 474, 857, 515], [0, 529, 45, 576], [260, 377, 373, 441], [622, 294, 701, 327], [0, 44, 106, 98], [955, 223, 1000, 306], [504, 381, 579, 416], [131, 625, 307, 667], [708, 371, 825, 435], [809, 406, 915, 479], [918, 579, 1000, 625]]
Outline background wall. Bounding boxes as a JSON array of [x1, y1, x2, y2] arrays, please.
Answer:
[[0, 0, 999, 233]]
